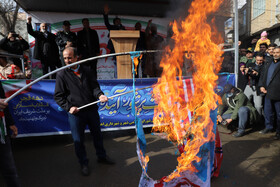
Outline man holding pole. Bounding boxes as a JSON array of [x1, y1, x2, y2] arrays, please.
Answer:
[[54, 47, 114, 176]]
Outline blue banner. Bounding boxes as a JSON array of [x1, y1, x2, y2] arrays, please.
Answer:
[[1, 74, 234, 137]]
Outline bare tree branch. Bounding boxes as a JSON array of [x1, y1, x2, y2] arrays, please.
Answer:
[[11, 4, 19, 30], [0, 31, 6, 37], [0, 0, 19, 35]]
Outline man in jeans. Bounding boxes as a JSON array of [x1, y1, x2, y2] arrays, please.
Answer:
[[259, 46, 280, 140], [244, 53, 265, 115], [0, 82, 20, 187], [217, 84, 258, 137], [54, 47, 114, 176]]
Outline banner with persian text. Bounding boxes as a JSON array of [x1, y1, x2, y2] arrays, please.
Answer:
[[1, 74, 234, 137]]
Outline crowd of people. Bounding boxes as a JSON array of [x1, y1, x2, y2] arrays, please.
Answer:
[[218, 31, 280, 141], [1, 9, 280, 186], [0, 7, 165, 186], [0, 5, 165, 80]]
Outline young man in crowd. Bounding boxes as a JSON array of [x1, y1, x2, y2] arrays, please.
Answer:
[[0, 31, 29, 70], [240, 47, 255, 65], [54, 47, 114, 176], [244, 53, 265, 116], [217, 84, 258, 137]]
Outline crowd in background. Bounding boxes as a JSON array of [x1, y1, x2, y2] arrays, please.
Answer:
[[0, 5, 165, 80], [218, 31, 280, 140]]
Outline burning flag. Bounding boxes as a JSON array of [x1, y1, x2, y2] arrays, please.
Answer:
[[137, 0, 224, 186]]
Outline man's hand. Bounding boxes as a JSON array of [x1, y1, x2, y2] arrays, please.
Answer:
[[226, 119, 233, 124], [217, 115, 223, 123], [260, 87, 267, 94], [0, 99, 8, 109], [104, 4, 110, 15], [27, 16, 32, 24], [7, 32, 13, 39], [65, 41, 73, 48], [99, 95, 108, 102], [69, 106, 79, 114], [252, 70, 258, 75], [9, 125, 18, 138]]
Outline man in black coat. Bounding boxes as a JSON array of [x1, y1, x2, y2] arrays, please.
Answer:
[[56, 20, 77, 66], [27, 16, 60, 78], [77, 18, 100, 79], [0, 31, 29, 70], [54, 47, 114, 176], [243, 53, 265, 115], [0, 82, 20, 186], [259, 46, 280, 140]]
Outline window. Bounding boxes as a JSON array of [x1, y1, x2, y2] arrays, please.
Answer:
[[276, 0, 280, 22], [252, 0, 266, 19], [243, 9, 247, 26]]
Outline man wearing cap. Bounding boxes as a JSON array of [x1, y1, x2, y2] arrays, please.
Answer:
[[56, 20, 77, 66], [217, 84, 258, 137], [240, 47, 255, 65]]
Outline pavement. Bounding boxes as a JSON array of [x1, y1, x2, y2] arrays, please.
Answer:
[[0, 125, 280, 187]]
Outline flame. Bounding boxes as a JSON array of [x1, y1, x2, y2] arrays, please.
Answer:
[[151, 0, 224, 182], [133, 55, 142, 75]]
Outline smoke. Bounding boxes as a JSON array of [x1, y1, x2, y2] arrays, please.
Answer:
[[165, 0, 192, 21]]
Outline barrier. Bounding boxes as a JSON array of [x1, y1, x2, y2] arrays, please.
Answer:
[[1, 74, 234, 137]]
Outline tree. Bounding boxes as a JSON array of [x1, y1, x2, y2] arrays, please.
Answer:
[[0, 0, 20, 37]]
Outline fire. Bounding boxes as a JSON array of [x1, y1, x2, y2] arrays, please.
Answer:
[[133, 55, 142, 76], [151, 0, 224, 182]]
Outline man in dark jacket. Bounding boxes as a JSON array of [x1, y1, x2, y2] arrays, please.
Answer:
[[55, 20, 77, 66], [27, 16, 60, 78], [244, 53, 265, 115], [144, 19, 164, 77], [0, 31, 29, 70], [103, 5, 126, 78], [259, 46, 280, 140], [0, 82, 20, 186], [54, 47, 114, 176], [217, 84, 258, 137], [77, 18, 100, 79], [135, 22, 146, 78]]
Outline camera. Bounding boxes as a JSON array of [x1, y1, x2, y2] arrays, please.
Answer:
[[220, 119, 228, 126], [12, 33, 19, 37], [247, 66, 259, 75]]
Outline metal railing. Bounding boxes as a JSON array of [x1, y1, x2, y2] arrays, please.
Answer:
[[0, 52, 25, 75]]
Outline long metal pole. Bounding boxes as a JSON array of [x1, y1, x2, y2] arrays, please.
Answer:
[[4, 44, 231, 103], [234, 0, 239, 87], [4, 50, 160, 103], [21, 57, 25, 75]]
